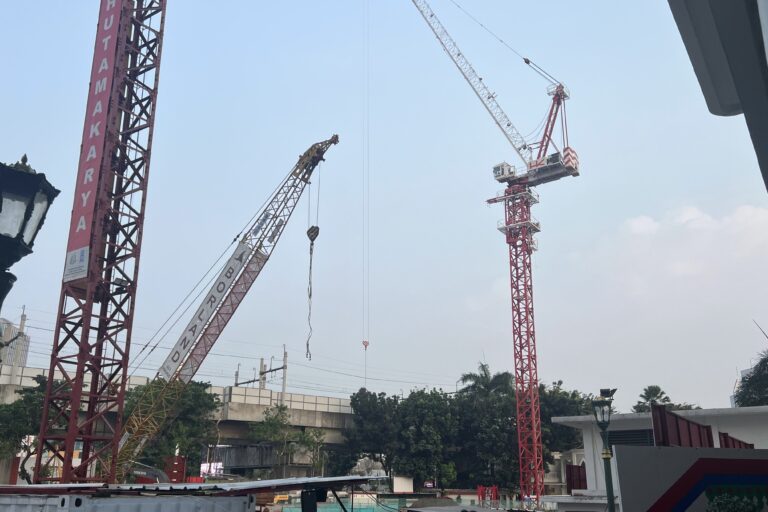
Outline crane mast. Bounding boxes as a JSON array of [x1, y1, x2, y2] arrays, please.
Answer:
[[35, 0, 167, 484], [411, 0, 579, 500], [116, 135, 339, 480]]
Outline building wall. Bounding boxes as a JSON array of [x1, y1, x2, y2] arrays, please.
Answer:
[[614, 445, 768, 512], [550, 406, 768, 510], [0, 318, 30, 368]]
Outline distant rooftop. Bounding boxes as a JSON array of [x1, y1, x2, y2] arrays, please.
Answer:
[[553, 404, 768, 428]]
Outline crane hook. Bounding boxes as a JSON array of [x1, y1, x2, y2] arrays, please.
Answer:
[[305, 225, 320, 360]]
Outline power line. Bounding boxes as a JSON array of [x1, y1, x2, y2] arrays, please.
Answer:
[[23, 325, 461, 385], [291, 360, 453, 387]]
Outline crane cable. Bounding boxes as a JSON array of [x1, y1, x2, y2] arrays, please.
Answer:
[[129, 177, 284, 376], [447, 0, 562, 86], [305, 170, 322, 360]]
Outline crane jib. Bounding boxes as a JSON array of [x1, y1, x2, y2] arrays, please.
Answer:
[[157, 240, 251, 380]]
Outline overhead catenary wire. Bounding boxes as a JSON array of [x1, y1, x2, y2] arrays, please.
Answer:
[[129, 252, 229, 375], [23, 345, 456, 391], [25, 321, 460, 382]]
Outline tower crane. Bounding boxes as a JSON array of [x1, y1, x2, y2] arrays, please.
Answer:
[[411, 0, 579, 500], [115, 135, 339, 481]]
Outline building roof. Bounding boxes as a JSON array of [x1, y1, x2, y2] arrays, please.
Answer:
[[668, 0, 768, 190], [553, 405, 768, 429], [408, 507, 496, 512], [0, 475, 381, 497]]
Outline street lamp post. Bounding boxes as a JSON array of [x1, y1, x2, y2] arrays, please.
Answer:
[[0, 155, 59, 313], [592, 388, 617, 512]]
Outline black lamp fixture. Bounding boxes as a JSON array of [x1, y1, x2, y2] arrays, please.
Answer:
[[592, 388, 616, 430], [0, 155, 60, 312], [591, 388, 617, 512]]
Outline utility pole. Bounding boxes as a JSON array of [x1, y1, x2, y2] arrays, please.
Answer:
[[281, 345, 288, 406], [16, 306, 26, 383], [236, 355, 284, 389]]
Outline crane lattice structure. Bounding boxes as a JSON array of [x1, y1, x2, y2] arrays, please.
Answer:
[[35, 0, 167, 483], [411, 0, 579, 500], [115, 135, 339, 481]]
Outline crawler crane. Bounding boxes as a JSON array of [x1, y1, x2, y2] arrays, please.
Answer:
[[115, 135, 339, 480]]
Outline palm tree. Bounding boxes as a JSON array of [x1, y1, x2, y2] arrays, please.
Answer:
[[458, 363, 513, 396], [632, 385, 671, 413]]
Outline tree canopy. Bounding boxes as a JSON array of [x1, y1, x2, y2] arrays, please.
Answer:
[[734, 350, 768, 407], [0, 374, 48, 483], [539, 380, 593, 456], [250, 404, 296, 477], [632, 385, 698, 413], [334, 363, 591, 492], [345, 389, 400, 477], [394, 388, 457, 488]]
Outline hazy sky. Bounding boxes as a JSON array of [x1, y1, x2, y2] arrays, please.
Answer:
[[1, 1, 767, 412]]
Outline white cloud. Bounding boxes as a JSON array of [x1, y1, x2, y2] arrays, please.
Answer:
[[624, 215, 659, 235], [614, 205, 768, 287], [540, 204, 768, 411], [673, 206, 716, 229]]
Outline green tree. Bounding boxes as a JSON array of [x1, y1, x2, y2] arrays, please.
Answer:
[[0, 375, 49, 483], [632, 385, 671, 412], [346, 388, 400, 476], [393, 389, 456, 489], [249, 404, 298, 477], [325, 441, 358, 477], [458, 363, 512, 396], [539, 380, 593, 460], [734, 350, 768, 406], [124, 380, 220, 474], [453, 363, 518, 489], [297, 428, 326, 476], [334, 365, 596, 493], [632, 385, 698, 412]]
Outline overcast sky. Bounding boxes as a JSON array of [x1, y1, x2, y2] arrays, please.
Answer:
[[1, 1, 767, 412]]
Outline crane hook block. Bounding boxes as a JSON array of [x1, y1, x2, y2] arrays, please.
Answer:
[[307, 226, 320, 242]]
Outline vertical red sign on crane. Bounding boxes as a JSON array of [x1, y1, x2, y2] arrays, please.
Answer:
[[63, 0, 124, 282]]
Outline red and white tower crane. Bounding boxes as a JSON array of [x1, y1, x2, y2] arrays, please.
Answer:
[[411, 0, 579, 499], [35, 0, 167, 483]]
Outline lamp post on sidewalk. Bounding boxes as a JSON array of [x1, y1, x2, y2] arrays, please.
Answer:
[[0, 156, 59, 313], [592, 388, 617, 512]]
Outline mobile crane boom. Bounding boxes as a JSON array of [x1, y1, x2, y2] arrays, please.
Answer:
[[116, 135, 339, 478]]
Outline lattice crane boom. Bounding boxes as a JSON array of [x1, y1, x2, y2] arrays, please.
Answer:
[[411, 0, 532, 164], [35, 0, 167, 484], [115, 135, 339, 480]]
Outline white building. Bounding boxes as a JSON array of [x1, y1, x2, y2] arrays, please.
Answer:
[[543, 406, 768, 511], [0, 316, 29, 369]]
